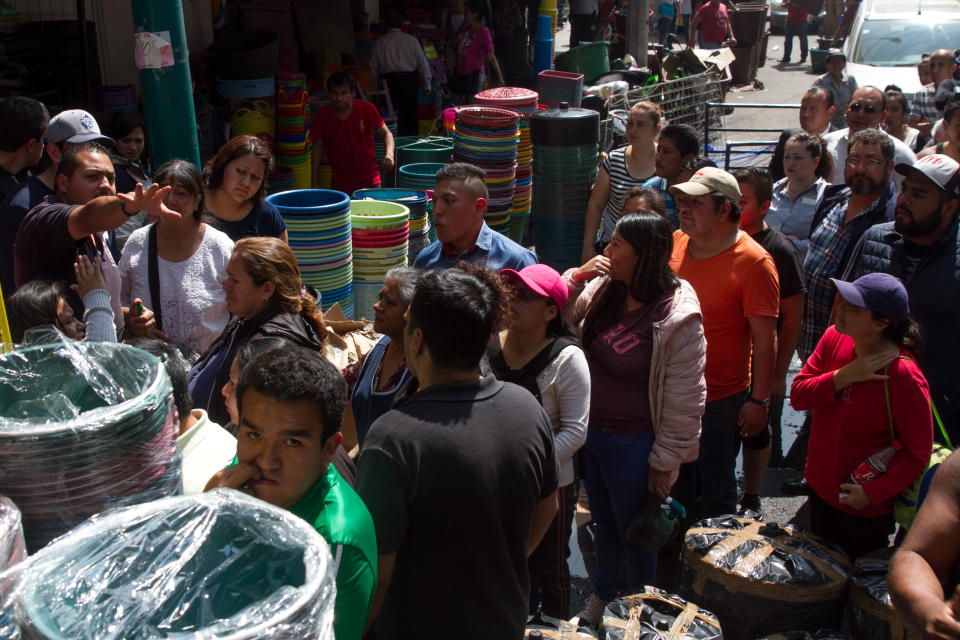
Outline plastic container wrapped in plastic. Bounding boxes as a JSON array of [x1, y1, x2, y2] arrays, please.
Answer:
[[679, 516, 852, 639], [842, 548, 920, 640], [526, 612, 598, 638], [0, 498, 25, 572], [759, 632, 849, 640], [600, 586, 723, 640], [0, 490, 336, 639], [0, 341, 181, 553]]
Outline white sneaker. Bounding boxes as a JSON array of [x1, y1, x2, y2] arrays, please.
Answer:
[[575, 593, 609, 629]]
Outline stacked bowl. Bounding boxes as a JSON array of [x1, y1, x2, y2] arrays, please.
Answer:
[[354, 189, 431, 262], [474, 88, 538, 244], [537, 70, 585, 108], [397, 162, 445, 191], [276, 72, 312, 189], [266, 190, 354, 317], [529, 103, 600, 273], [0, 342, 181, 553], [452, 106, 520, 235], [350, 200, 410, 321]]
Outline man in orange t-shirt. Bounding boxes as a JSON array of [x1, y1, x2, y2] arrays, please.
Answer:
[[668, 167, 780, 519]]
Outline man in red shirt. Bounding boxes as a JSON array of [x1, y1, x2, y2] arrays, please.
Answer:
[[311, 70, 396, 196], [781, 0, 810, 64], [688, 0, 737, 49]]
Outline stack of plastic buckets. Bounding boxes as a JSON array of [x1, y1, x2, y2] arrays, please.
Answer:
[[453, 106, 520, 236], [398, 163, 444, 243], [537, 70, 584, 108], [529, 103, 600, 273], [276, 72, 312, 189], [354, 188, 431, 262], [474, 88, 537, 244], [350, 200, 409, 321], [266, 189, 354, 317]]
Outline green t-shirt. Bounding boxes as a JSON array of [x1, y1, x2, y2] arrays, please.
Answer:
[[289, 465, 378, 640]]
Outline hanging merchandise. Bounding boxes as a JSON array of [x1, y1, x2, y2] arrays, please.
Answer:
[[267, 189, 354, 319], [679, 516, 853, 639], [453, 106, 520, 235], [474, 88, 538, 244], [0, 491, 336, 639], [529, 102, 600, 273], [0, 341, 181, 554], [349, 200, 410, 321]]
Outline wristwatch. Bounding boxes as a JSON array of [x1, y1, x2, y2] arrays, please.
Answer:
[[119, 197, 135, 217], [746, 396, 771, 409]]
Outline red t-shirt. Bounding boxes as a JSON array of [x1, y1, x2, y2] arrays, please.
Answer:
[[312, 99, 384, 195], [695, 1, 729, 44], [669, 231, 780, 402], [791, 326, 932, 517], [786, 4, 809, 24]]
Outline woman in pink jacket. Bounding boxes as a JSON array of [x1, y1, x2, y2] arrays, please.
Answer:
[[563, 211, 707, 627]]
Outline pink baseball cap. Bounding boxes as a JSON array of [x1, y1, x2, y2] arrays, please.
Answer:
[[501, 263, 569, 308]]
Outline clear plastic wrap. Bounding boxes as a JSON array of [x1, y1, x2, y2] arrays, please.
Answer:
[[842, 548, 918, 640], [678, 516, 853, 640], [601, 587, 723, 640], [0, 489, 336, 639], [0, 498, 25, 572], [0, 341, 182, 552]]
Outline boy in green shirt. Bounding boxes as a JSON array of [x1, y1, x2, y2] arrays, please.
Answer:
[[206, 346, 377, 640]]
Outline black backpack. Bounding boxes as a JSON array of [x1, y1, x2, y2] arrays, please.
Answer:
[[485, 336, 579, 405]]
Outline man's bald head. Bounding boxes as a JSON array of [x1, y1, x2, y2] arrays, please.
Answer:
[[929, 49, 958, 86]]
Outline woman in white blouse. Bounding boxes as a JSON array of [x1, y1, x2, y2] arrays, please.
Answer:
[[119, 160, 234, 356]]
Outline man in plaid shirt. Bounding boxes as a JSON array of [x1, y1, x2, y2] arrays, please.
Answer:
[[798, 129, 897, 363], [910, 49, 959, 137]]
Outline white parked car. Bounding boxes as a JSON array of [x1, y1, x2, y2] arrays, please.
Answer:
[[843, 0, 960, 100]]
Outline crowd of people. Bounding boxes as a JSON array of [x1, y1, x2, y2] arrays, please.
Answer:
[[2, 34, 960, 639]]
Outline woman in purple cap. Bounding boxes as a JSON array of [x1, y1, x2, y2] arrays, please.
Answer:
[[563, 211, 706, 626], [483, 262, 590, 620], [791, 272, 933, 559]]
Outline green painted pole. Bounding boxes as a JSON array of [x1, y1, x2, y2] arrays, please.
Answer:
[[131, 0, 201, 169]]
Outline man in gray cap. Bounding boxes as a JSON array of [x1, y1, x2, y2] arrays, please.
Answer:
[[668, 166, 780, 519], [0, 109, 112, 301], [813, 49, 857, 131], [848, 154, 960, 443]]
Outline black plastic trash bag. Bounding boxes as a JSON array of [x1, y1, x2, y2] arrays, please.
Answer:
[[842, 548, 920, 640], [679, 516, 852, 640], [601, 586, 723, 639]]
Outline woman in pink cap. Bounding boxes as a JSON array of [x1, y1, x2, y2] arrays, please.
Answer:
[[564, 211, 706, 626], [484, 262, 590, 620]]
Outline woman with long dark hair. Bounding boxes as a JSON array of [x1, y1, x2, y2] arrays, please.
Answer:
[[564, 211, 706, 626], [791, 273, 933, 559], [119, 159, 233, 354], [202, 135, 287, 242], [105, 110, 150, 257], [483, 263, 589, 619], [188, 237, 327, 425]]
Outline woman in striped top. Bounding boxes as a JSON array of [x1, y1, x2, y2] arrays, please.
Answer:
[[581, 101, 662, 263]]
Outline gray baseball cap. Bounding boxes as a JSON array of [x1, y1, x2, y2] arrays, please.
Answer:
[[47, 109, 113, 145]]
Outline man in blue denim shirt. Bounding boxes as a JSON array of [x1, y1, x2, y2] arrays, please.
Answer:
[[413, 163, 537, 272]]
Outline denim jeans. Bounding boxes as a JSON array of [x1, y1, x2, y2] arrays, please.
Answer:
[[783, 21, 809, 61], [658, 17, 674, 46], [583, 428, 656, 601], [672, 391, 748, 522]]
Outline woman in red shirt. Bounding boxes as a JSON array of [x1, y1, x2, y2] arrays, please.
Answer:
[[791, 273, 932, 559]]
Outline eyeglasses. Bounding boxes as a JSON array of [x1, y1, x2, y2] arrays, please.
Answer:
[[848, 102, 879, 114], [846, 156, 884, 169]]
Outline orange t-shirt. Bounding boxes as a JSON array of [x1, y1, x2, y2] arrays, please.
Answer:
[[670, 231, 780, 402]]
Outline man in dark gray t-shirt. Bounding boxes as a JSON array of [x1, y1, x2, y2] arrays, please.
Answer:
[[357, 268, 559, 639]]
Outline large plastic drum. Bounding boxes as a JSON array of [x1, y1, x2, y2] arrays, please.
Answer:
[[5, 491, 336, 639], [0, 342, 181, 553], [679, 516, 852, 639]]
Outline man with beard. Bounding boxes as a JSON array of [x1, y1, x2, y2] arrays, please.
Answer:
[[14, 141, 176, 335], [768, 87, 836, 182], [847, 154, 960, 443], [797, 128, 898, 368], [823, 86, 916, 188]]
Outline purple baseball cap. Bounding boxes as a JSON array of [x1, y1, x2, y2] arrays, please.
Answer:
[[830, 273, 909, 325]]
